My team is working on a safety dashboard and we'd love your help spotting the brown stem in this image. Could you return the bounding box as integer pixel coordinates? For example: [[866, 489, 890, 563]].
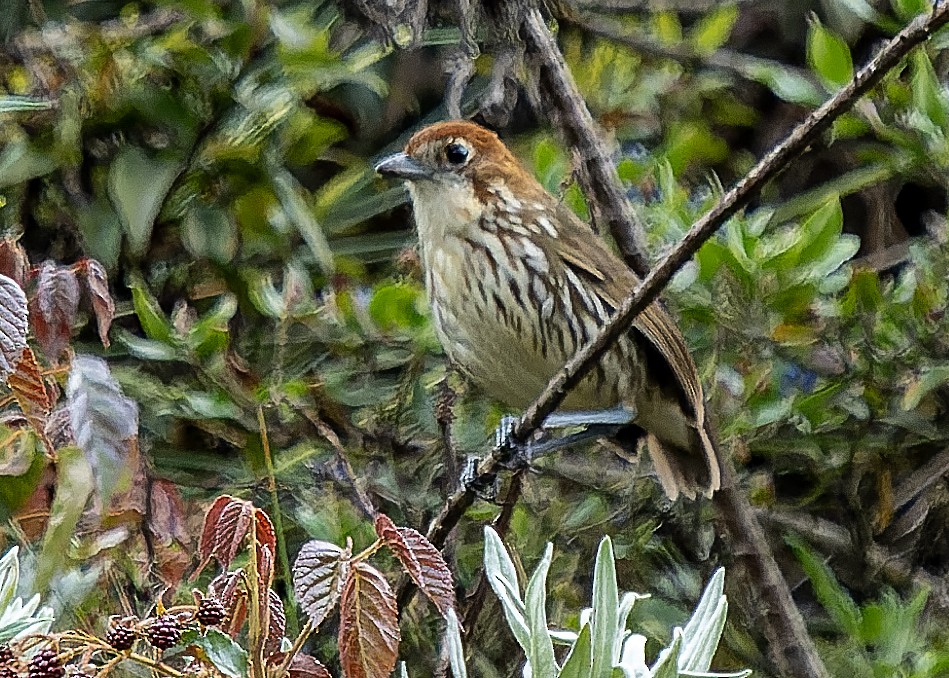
[[521, 8, 651, 276]]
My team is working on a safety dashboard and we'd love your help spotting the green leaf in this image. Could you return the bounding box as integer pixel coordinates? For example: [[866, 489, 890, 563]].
[[901, 364, 949, 409], [649, 628, 683, 678], [590, 537, 618, 678], [271, 165, 335, 275], [558, 623, 592, 678], [128, 275, 173, 343], [524, 543, 558, 677], [0, 96, 54, 113], [176, 628, 248, 678], [182, 205, 238, 264], [445, 609, 468, 678], [891, 0, 931, 21], [690, 5, 738, 53], [369, 284, 426, 330], [0, 140, 59, 189], [680, 568, 728, 672], [483, 527, 530, 651], [911, 50, 949, 129], [789, 537, 862, 636], [108, 147, 181, 256], [116, 329, 181, 361], [35, 446, 94, 591], [806, 17, 854, 89]]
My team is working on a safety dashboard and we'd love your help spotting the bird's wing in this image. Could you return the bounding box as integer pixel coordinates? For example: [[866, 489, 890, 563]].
[[550, 206, 706, 422]]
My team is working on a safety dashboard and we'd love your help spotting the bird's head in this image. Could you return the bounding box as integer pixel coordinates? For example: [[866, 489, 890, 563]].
[[375, 122, 543, 232]]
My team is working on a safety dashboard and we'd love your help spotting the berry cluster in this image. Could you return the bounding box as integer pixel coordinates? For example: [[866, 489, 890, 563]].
[[27, 650, 63, 678], [196, 598, 226, 627], [0, 645, 17, 678], [145, 616, 182, 650], [105, 620, 137, 652]]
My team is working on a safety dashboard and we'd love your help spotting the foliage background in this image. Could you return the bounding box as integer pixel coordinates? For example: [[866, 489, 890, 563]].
[[3, 0, 949, 676]]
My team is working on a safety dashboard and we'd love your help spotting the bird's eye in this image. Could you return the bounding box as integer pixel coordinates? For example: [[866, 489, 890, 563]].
[[444, 142, 469, 166]]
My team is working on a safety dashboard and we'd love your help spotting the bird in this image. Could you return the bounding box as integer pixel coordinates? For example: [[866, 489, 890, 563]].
[[375, 121, 721, 500]]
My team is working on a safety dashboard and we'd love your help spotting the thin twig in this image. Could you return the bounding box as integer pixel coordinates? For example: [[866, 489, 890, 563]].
[[571, 13, 820, 94], [257, 406, 298, 636], [522, 8, 651, 275]]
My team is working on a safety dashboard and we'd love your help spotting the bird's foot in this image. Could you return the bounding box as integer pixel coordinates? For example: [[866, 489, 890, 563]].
[[460, 455, 500, 501], [494, 415, 534, 470]]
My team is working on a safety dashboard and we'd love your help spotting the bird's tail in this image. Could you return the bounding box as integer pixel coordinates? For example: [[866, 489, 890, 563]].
[[646, 420, 721, 500]]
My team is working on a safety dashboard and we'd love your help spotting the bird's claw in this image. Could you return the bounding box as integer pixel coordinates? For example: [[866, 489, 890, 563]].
[[494, 415, 533, 470], [460, 456, 500, 501]]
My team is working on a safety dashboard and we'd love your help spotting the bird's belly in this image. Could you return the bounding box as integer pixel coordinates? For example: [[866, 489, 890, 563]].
[[424, 238, 629, 411]]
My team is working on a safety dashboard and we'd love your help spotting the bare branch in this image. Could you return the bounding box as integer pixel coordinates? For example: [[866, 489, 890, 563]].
[[522, 8, 652, 275]]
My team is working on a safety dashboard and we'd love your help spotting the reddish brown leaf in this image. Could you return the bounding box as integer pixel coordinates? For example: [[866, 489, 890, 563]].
[[257, 542, 275, 612], [7, 347, 52, 448], [255, 507, 277, 556], [0, 274, 28, 379], [44, 406, 74, 449], [374, 514, 455, 617], [209, 571, 248, 638], [338, 562, 399, 678], [293, 540, 352, 628], [148, 479, 190, 547], [196, 495, 254, 575], [30, 261, 80, 361], [269, 653, 333, 678], [0, 239, 29, 288], [265, 588, 285, 657], [76, 258, 114, 348]]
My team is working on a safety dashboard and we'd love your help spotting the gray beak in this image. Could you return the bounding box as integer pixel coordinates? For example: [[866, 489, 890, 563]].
[[374, 152, 432, 180]]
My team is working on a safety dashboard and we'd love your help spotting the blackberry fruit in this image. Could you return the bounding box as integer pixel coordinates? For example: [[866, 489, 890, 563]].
[[105, 622, 137, 651], [196, 597, 226, 627], [27, 650, 64, 678], [0, 646, 14, 665], [0, 666, 17, 678], [145, 616, 182, 650]]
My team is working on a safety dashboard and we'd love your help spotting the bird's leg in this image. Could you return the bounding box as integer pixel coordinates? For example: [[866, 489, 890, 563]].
[[541, 405, 636, 429], [493, 406, 637, 468]]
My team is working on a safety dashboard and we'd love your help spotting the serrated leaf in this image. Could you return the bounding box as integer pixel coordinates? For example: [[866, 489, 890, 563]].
[[789, 537, 862, 635], [66, 355, 138, 501], [197, 495, 255, 574], [0, 239, 28, 287], [375, 514, 454, 617], [30, 261, 79, 361], [108, 147, 180, 256], [0, 275, 27, 380], [7, 348, 51, 448], [338, 562, 400, 678], [76, 258, 114, 348], [293, 539, 351, 628]]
